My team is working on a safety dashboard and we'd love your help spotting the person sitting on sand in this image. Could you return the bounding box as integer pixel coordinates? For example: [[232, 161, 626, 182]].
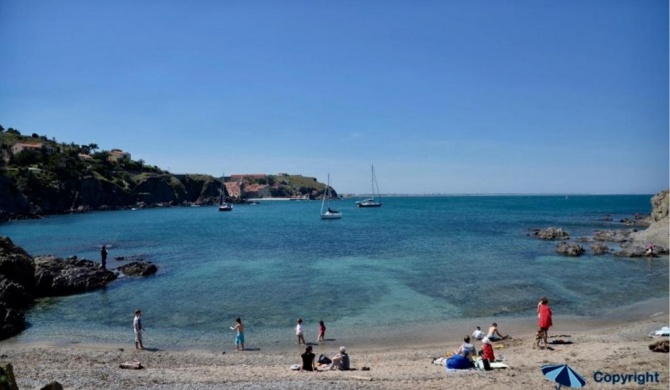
[[480, 337, 495, 362], [487, 322, 509, 341], [301, 345, 317, 371], [456, 336, 477, 361], [472, 326, 484, 340], [329, 346, 350, 370]]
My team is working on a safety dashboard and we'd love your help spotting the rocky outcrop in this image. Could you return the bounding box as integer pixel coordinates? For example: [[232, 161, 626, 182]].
[[556, 242, 585, 256], [118, 261, 157, 277], [33, 256, 117, 296], [532, 227, 570, 240], [590, 242, 610, 255], [593, 229, 635, 242], [650, 190, 669, 222], [0, 236, 123, 340], [630, 189, 669, 249], [0, 237, 35, 339], [0, 362, 19, 390]]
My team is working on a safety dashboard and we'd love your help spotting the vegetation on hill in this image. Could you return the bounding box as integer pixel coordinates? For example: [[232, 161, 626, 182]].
[[0, 125, 333, 220]]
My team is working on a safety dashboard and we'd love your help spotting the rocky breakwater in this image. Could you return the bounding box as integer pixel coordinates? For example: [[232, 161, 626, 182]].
[[0, 236, 117, 340]]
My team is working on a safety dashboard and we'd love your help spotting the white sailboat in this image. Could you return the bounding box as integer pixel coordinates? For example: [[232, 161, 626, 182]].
[[218, 174, 233, 212], [356, 165, 382, 208], [320, 174, 341, 220]]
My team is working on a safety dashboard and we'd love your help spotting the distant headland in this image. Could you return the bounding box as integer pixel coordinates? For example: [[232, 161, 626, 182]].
[[0, 125, 336, 221]]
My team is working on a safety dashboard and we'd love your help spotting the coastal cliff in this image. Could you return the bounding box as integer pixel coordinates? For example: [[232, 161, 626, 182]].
[[631, 189, 669, 247], [0, 126, 334, 220]]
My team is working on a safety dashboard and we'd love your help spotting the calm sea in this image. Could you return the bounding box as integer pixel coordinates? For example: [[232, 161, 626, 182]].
[[1, 195, 667, 349]]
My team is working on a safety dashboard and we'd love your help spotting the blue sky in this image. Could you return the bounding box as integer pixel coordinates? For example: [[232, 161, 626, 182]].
[[1, 0, 667, 194]]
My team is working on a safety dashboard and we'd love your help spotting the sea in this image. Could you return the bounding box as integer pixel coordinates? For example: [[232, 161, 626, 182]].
[[0, 195, 668, 350]]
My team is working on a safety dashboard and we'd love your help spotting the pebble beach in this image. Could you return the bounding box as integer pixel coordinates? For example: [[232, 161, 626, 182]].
[[2, 297, 668, 390]]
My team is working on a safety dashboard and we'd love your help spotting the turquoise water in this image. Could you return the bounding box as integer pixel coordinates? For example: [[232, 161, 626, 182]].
[[1, 195, 667, 349]]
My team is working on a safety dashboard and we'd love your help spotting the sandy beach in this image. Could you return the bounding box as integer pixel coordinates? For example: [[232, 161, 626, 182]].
[[2, 298, 668, 390]]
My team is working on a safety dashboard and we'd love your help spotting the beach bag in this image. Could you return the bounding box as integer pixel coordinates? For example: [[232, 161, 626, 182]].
[[318, 354, 331, 365]]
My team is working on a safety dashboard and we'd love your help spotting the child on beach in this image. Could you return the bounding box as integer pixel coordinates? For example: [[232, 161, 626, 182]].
[[296, 318, 306, 345], [230, 317, 245, 351], [317, 320, 326, 342], [133, 309, 144, 350], [472, 326, 484, 340]]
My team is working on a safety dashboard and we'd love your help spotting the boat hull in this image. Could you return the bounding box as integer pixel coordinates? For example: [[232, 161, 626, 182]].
[[218, 204, 233, 211], [357, 202, 382, 208], [320, 212, 342, 220]]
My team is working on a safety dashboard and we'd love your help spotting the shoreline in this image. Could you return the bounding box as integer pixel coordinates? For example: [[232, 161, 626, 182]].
[[1, 298, 668, 389], [4, 296, 667, 354]]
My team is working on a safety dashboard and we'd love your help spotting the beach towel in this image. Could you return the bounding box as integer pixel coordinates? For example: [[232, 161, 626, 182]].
[[648, 326, 670, 337], [474, 359, 508, 370]]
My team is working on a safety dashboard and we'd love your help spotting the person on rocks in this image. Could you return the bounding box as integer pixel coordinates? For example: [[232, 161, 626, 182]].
[[100, 245, 108, 269]]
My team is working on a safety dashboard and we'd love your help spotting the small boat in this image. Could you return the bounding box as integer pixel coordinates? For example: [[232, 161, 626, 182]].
[[320, 174, 341, 220], [218, 174, 234, 212], [356, 165, 382, 208]]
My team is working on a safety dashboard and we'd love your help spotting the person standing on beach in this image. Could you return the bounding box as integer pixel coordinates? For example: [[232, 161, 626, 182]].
[[317, 320, 326, 343], [296, 318, 306, 345], [100, 245, 108, 269], [230, 317, 245, 351], [133, 309, 144, 350], [537, 296, 553, 346]]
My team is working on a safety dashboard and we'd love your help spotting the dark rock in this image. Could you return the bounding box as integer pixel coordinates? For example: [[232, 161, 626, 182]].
[[33, 256, 117, 296], [0, 362, 18, 390], [615, 243, 669, 258], [593, 229, 634, 243], [556, 242, 584, 256], [0, 305, 25, 341], [0, 276, 32, 308], [0, 237, 36, 290], [532, 227, 569, 240], [649, 340, 669, 353], [590, 243, 610, 255], [613, 245, 647, 258], [118, 261, 157, 277], [40, 381, 64, 390]]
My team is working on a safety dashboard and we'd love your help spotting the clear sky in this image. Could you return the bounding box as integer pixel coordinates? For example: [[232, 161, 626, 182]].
[[1, 0, 668, 194]]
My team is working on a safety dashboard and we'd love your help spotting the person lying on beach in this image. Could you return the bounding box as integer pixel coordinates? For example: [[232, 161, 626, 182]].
[[300, 345, 317, 371], [328, 346, 350, 370], [487, 323, 509, 341]]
